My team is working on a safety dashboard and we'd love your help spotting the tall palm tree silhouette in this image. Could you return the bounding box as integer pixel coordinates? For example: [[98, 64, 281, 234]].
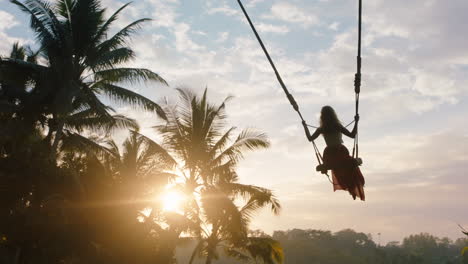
[[5, 0, 167, 157], [152, 88, 282, 264]]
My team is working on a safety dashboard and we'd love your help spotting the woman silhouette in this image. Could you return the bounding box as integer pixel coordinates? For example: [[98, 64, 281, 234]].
[[302, 106, 365, 201]]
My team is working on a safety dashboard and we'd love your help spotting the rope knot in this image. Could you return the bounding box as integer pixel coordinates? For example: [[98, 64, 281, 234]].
[[287, 93, 299, 111], [354, 73, 361, 94]]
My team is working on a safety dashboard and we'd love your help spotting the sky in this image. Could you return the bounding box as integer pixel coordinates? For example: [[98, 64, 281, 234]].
[[1, 0, 468, 244]]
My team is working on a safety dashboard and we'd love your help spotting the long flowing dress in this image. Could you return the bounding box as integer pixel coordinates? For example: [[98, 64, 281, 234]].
[[323, 144, 365, 201]]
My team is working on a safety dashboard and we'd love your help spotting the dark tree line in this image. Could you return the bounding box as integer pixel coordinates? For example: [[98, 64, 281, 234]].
[[271, 229, 468, 264], [174, 229, 468, 264]]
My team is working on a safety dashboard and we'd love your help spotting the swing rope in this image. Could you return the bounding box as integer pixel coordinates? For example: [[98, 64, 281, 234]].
[[236, 0, 305, 122], [236, 0, 362, 181], [352, 0, 362, 159], [237, 0, 330, 182]]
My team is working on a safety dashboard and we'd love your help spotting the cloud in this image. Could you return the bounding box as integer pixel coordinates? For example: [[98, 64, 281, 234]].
[[173, 23, 205, 52], [0, 10, 25, 54], [0, 10, 18, 30], [246, 0, 266, 8], [328, 22, 339, 31], [204, 0, 242, 18], [216, 32, 229, 43], [365, 0, 468, 64], [411, 69, 459, 100], [206, 6, 239, 17], [263, 2, 319, 28], [250, 128, 468, 242], [298, 11, 468, 121], [257, 23, 290, 34], [149, 0, 181, 28]]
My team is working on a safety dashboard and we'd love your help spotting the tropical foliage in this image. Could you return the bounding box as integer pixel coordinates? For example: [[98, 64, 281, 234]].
[[461, 225, 468, 259], [1, 0, 166, 159], [150, 88, 281, 264], [0, 1, 283, 263], [271, 229, 468, 264]]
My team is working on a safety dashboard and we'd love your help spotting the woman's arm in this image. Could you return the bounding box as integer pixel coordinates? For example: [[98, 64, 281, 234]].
[[340, 114, 359, 138], [302, 121, 321, 142]]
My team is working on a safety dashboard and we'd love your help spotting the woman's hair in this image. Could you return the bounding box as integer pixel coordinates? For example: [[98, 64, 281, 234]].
[[320, 105, 342, 133]]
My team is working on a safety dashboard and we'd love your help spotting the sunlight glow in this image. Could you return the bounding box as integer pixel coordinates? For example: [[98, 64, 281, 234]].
[[161, 191, 185, 212]]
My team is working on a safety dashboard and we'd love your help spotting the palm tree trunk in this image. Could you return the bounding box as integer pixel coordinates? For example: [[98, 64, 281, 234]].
[[205, 254, 213, 264], [205, 223, 219, 264], [188, 242, 200, 264]]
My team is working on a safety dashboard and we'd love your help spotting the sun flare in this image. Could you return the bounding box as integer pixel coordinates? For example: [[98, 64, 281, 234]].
[[161, 191, 185, 212]]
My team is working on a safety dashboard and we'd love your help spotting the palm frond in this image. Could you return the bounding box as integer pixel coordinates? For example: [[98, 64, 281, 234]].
[[63, 109, 139, 133], [212, 129, 270, 166], [89, 47, 136, 70], [239, 200, 262, 227], [224, 247, 251, 262], [92, 81, 166, 119], [200, 187, 246, 240], [205, 94, 233, 140], [207, 127, 236, 158], [226, 183, 281, 215], [0, 59, 47, 98], [10, 0, 61, 44], [10, 42, 26, 60], [164, 211, 200, 235], [94, 68, 167, 86], [74, 84, 113, 117], [137, 132, 178, 169], [1, 58, 48, 73], [24, 45, 41, 63], [67, 0, 106, 57], [233, 129, 270, 151], [56, 0, 74, 22], [93, 2, 131, 43], [459, 224, 468, 236], [104, 138, 120, 157], [121, 130, 141, 174], [246, 237, 284, 264], [96, 18, 151, 54], [153, 104, 190, 162], [200, 160, 237, 185], [106, 114, 140, 131], [60, 131, 112, 158]]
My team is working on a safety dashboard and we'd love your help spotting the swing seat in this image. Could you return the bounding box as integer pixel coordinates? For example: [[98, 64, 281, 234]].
[[316, 158, 362, 174]]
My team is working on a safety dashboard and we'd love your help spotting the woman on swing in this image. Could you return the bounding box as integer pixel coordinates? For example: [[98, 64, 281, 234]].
[[302, 106, 365, 201]]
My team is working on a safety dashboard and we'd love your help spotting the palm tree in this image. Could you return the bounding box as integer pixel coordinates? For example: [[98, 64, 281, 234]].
[[151, 88, 282, 264], [102, 130, 177, 198], [0, 43, 45, 144], [189, 186, 282, 264], [1, 0, 167, 262], [461, 225, 468, 257], [245, 236, 284, 264], [6, 0, 167, 157], [0, 40, 140, 219], [64, 130, 194, 264]]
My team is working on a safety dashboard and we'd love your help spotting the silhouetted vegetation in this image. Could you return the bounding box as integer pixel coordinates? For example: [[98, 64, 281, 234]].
[[176, 229, 468, 264], [270, 229, 468, 264], [0, 0, 282, 263]]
